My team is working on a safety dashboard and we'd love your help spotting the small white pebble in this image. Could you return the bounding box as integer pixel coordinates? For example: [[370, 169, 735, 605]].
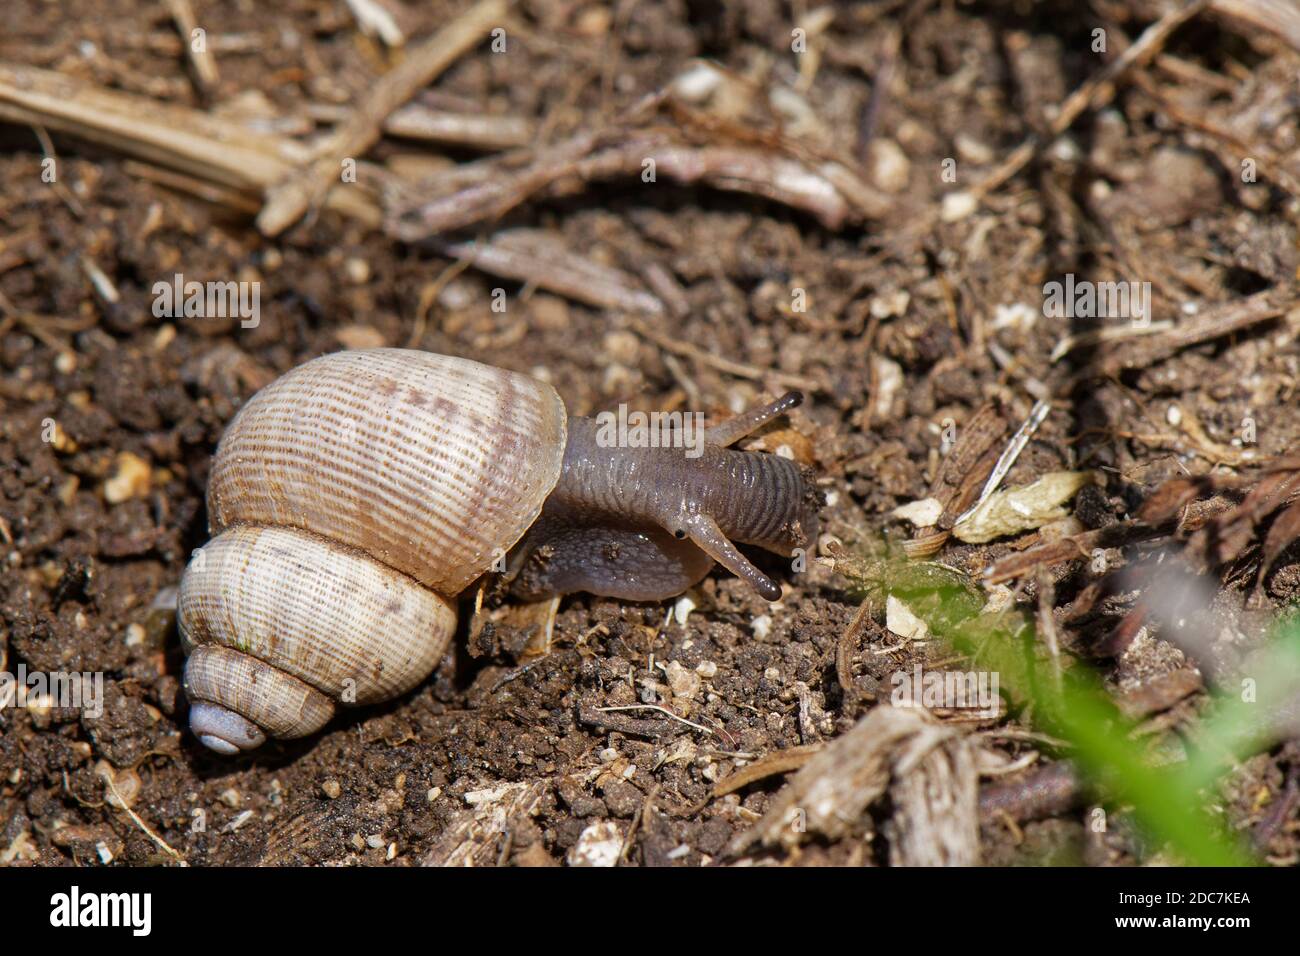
[[344, 257, 371, 284], [941, 191, 978, 222], [695, 660, 718, 679], [752, 615, 772, 640], [673, 594, 696, 625], [426, 787, 442, 804], [366, 834, 385, 849], [599, 748, 620, 763], [96, 841, 114, 864], [321, 779, 341, 800], [566, 821, 624, 867], [1166, 404, 1183, 427]]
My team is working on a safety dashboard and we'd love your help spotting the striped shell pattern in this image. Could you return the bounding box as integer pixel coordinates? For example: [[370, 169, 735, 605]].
[[179, 349, 568, 753]]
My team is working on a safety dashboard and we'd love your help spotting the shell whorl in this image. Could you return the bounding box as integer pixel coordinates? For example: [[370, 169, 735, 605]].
[[206, 348, 568, 594], [185, 647, 333, 749], [180, 349, 567, 750], [180, 525, 458, 703]]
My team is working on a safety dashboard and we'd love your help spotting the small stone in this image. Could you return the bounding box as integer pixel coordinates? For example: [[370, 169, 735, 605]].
[[955, 134, 993, 165], [941, 191, 978, 222], [566, 821, 624, 867], [892, 497, 944, 527], [603, 330, 641, 365], [48, 420, 77, 454], [219, 788, 241, 808], [335, 324, 387, 350], [532, 295, 570, 332], [866, 139, 910, 193], [886, 595, 929, 641], [574, 4, 611, 36], [365, 834, 385, 849], [695, 660, 718, 679], [663, 661, 701, 701], [672, 594, 696, 625], [57, 476, 79, 506], [321, 779, 342, 799], [752, 615, 772, 641], [103, 452, 151, 504], [344, 257, 371, 284]]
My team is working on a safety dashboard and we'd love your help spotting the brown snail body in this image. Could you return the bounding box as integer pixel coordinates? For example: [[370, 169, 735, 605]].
[[180, 348, 819, 753]]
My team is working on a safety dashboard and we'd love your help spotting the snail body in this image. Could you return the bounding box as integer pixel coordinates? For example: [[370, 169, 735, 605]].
[[180, 348, 819, 753]]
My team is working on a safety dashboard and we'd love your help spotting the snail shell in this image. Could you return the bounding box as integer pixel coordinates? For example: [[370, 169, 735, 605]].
[[180, 349, 566, 753]]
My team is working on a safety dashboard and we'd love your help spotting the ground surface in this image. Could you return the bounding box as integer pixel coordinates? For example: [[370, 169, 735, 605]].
[[1, 0, 1299, 866]]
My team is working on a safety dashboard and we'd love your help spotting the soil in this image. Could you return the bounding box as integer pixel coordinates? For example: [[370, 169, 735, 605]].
[[2, 0, 1299, 866]]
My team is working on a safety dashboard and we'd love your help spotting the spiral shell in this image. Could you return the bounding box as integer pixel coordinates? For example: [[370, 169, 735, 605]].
[[180, 349, 568, 752], [207, 348, 567, 593]]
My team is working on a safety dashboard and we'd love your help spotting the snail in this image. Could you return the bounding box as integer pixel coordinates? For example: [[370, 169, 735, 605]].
[[179, 348, 821, 754]]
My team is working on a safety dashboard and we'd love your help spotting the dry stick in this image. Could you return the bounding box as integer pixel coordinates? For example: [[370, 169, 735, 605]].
[[0, 62, 381, 223], [954, 399, 1052, 526], [836, 598, 876, 711], [711, 744, 825, 798], [436, 230, 666, 315], [1209, 0, 1300, 52], [984, 520, 1175, 585], [0, 62, 304, 187], [387, 130, 605, 239], [166, 0, 219, 98], [121, 159, 263, 213], [1093, 288, 1290, 376], [256, 0, 506, 236], [385, 104, 533, 150], [30, 125, 84, 217], [104, 776, 185, 864], [346, 0, 407, 47]]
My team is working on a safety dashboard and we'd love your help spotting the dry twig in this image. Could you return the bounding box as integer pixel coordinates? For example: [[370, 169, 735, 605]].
[[257, 0, 506, 235]]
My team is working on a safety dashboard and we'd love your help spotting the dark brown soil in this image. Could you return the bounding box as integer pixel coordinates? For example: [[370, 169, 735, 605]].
[[2, 0, 1299, 866]]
